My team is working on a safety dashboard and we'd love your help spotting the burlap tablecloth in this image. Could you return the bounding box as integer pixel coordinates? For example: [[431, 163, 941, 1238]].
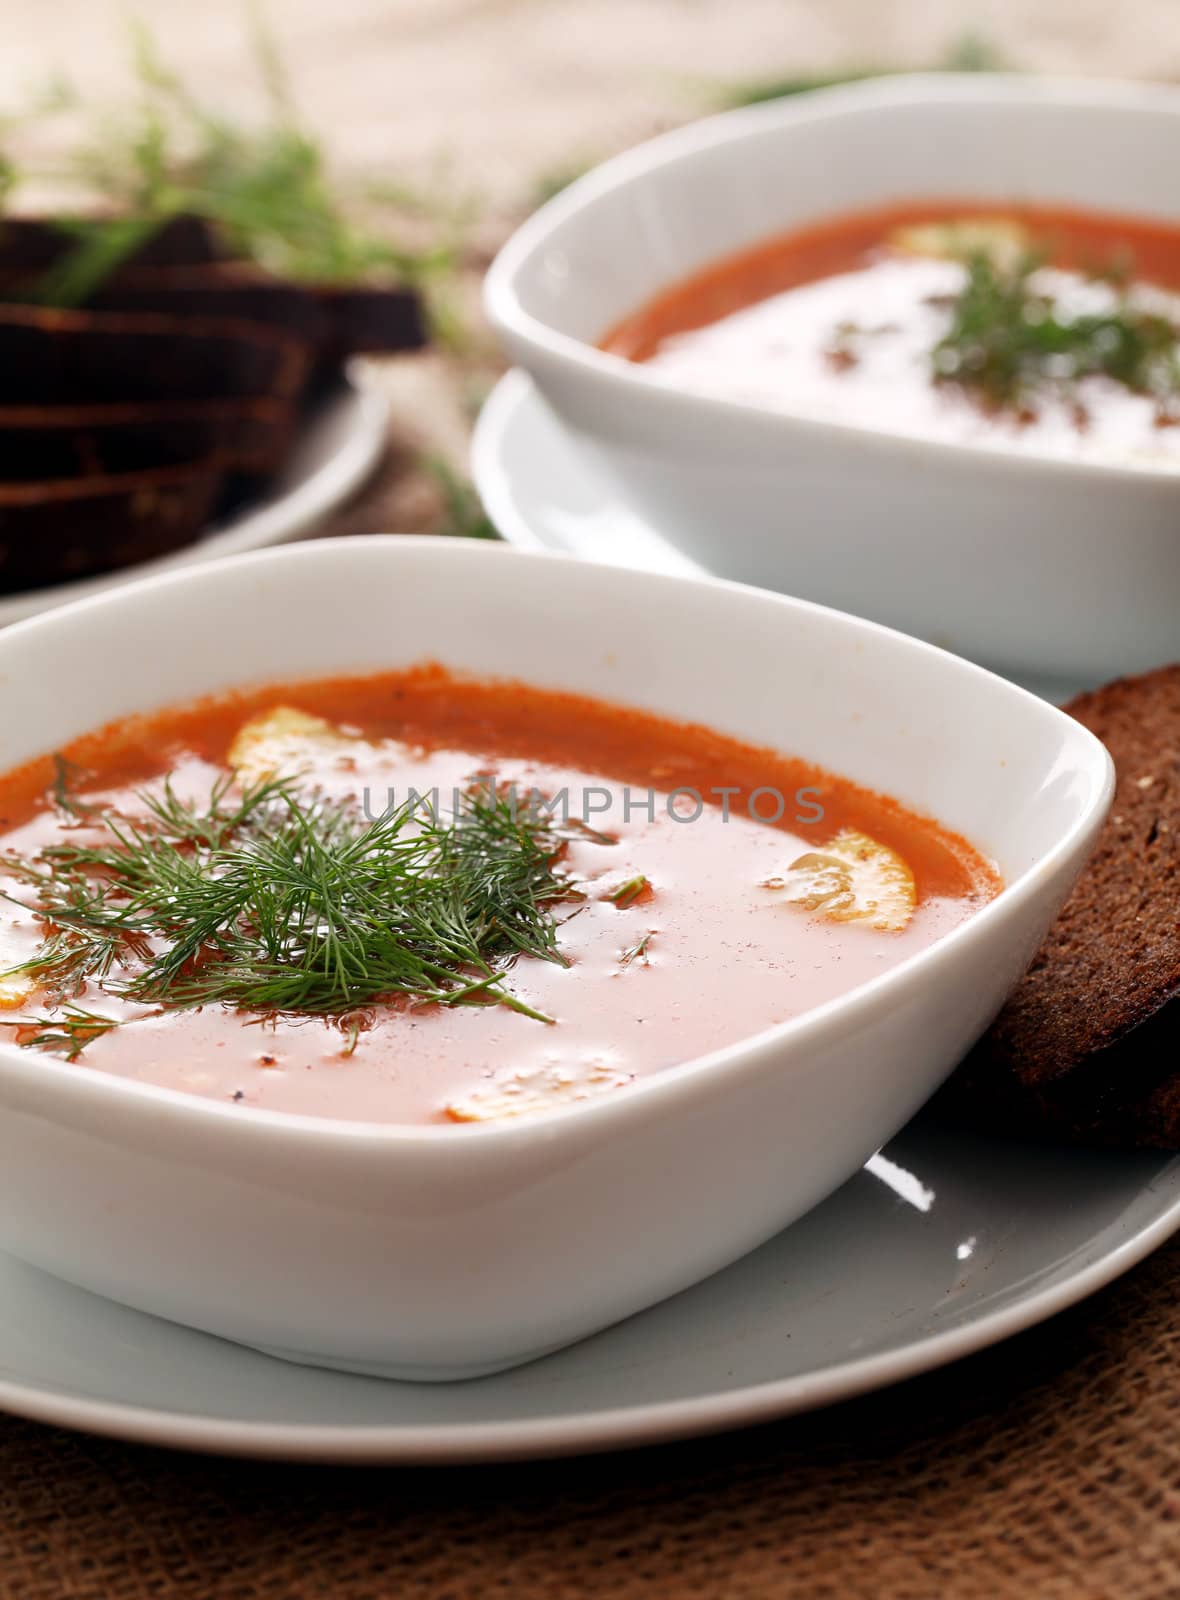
[[1, 1231, 1176, 1599], [2, 454, 1178, 1600]]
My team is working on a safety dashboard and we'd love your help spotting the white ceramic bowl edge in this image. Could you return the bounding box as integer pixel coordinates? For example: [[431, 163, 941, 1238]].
[[0, 537, 1113, 1377]]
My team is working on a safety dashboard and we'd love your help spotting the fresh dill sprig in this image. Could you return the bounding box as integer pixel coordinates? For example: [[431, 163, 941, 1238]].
[[11, 18, 457, 306], [51, 753, 99, 818], [31, 215, 165, 312], [719, 33, 1006, 110], [607, 874, 649, 909], [13, 1006, 121, 1063], [619, 931, 653, 968], [425, 456, 500, 541], [2, 769, 596, 1055], [531, 161, 594, 207], [932, 251, 1180, 410]]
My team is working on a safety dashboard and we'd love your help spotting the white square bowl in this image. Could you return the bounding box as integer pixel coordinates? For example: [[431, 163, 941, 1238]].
[[0, 537, 1112, 1377], [485, 74, 1180, 680]]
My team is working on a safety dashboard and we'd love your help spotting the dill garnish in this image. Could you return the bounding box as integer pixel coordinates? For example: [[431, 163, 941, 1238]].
[[2, 769, 594, 1055], [15, 1006, 121, 1063], [607, 874, 650, 909], [11, 20, 455, 307], [619, 932, 654, 968], [50, 753, 100, 819], [932, 251, 1180, 411]]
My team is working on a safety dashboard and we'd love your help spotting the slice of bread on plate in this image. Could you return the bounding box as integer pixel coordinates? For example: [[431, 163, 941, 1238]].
[[948, 664, 1180, 1147]]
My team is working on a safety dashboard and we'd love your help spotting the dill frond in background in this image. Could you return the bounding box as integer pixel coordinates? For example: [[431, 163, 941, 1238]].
[[2, 16, 459, 309], [719, 31, 1006, 109]]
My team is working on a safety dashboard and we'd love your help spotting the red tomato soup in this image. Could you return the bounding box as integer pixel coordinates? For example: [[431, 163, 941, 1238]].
[[0, 668, 999, 1125], [602, 202, 1180, 465]]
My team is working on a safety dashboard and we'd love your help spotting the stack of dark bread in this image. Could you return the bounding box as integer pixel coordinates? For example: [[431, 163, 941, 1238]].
[[0, 214, 425, 592]]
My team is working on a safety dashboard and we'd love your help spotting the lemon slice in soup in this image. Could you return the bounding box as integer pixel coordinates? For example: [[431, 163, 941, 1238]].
[[768, 828, 916, 932], [889, 217, 1030, 271], [445, 1059, 634, 1123], [228, 707, 354, 784]]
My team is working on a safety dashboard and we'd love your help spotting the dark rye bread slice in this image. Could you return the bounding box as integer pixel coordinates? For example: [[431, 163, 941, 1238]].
[[948, 664, 1180, 1148]]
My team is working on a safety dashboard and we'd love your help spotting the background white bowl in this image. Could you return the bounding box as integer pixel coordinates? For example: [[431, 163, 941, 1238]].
[[485, 74, 1180, 681], [0, 537, 1111, 1379]]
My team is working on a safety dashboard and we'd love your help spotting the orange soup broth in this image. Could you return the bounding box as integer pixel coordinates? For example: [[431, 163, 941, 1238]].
[[0, 667, 1000, 1125], [602, 201, 1180, 359], [601, 202, 1180, 462]]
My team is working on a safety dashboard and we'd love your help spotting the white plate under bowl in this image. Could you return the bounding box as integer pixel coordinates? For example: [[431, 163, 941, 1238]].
[[0, 1113, 1176, 1462], [472, 373, 1090, 705], [0, 373, 390, 627]]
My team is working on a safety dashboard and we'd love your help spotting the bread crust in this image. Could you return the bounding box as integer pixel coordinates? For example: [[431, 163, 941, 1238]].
[[946, 664, 1180, 1147]]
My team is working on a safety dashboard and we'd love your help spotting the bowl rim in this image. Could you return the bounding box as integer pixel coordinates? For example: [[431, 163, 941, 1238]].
[[484, 71, 1180, 486], [0, 534, 1115, 1150]]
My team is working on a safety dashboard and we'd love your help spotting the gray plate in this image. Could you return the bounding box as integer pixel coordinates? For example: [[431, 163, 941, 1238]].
[[1, 1074, 1176, 1463]]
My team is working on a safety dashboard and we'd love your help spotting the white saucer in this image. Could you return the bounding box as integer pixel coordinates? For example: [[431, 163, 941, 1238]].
[[472, 373, 1090, 705], [0, 373, 391, 627], [2, 1096, 1176, 1462], [472, 371, 704, 577]]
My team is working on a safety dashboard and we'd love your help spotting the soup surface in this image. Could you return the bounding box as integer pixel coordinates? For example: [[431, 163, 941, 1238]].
[[0, 668, 999, 1125], [603, 202, 1180, 467]]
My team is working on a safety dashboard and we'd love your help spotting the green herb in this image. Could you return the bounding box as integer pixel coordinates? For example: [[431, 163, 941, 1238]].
[[941, 31, 1008, 73], [31, 216, 164, 311], [722, 67, 883, 108], [425, 456, 500, 541], [2, 769, 596, 1054], [14, 1005, 122, 1063], [932, 251, 1180, 410], [607, 874, 650, 909], [619, 931, 653, 968], [531, 162, 594, 207], [51, 753, 99, 819], [10, 18, 456, 306], [720, 33, 1006, 109]]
